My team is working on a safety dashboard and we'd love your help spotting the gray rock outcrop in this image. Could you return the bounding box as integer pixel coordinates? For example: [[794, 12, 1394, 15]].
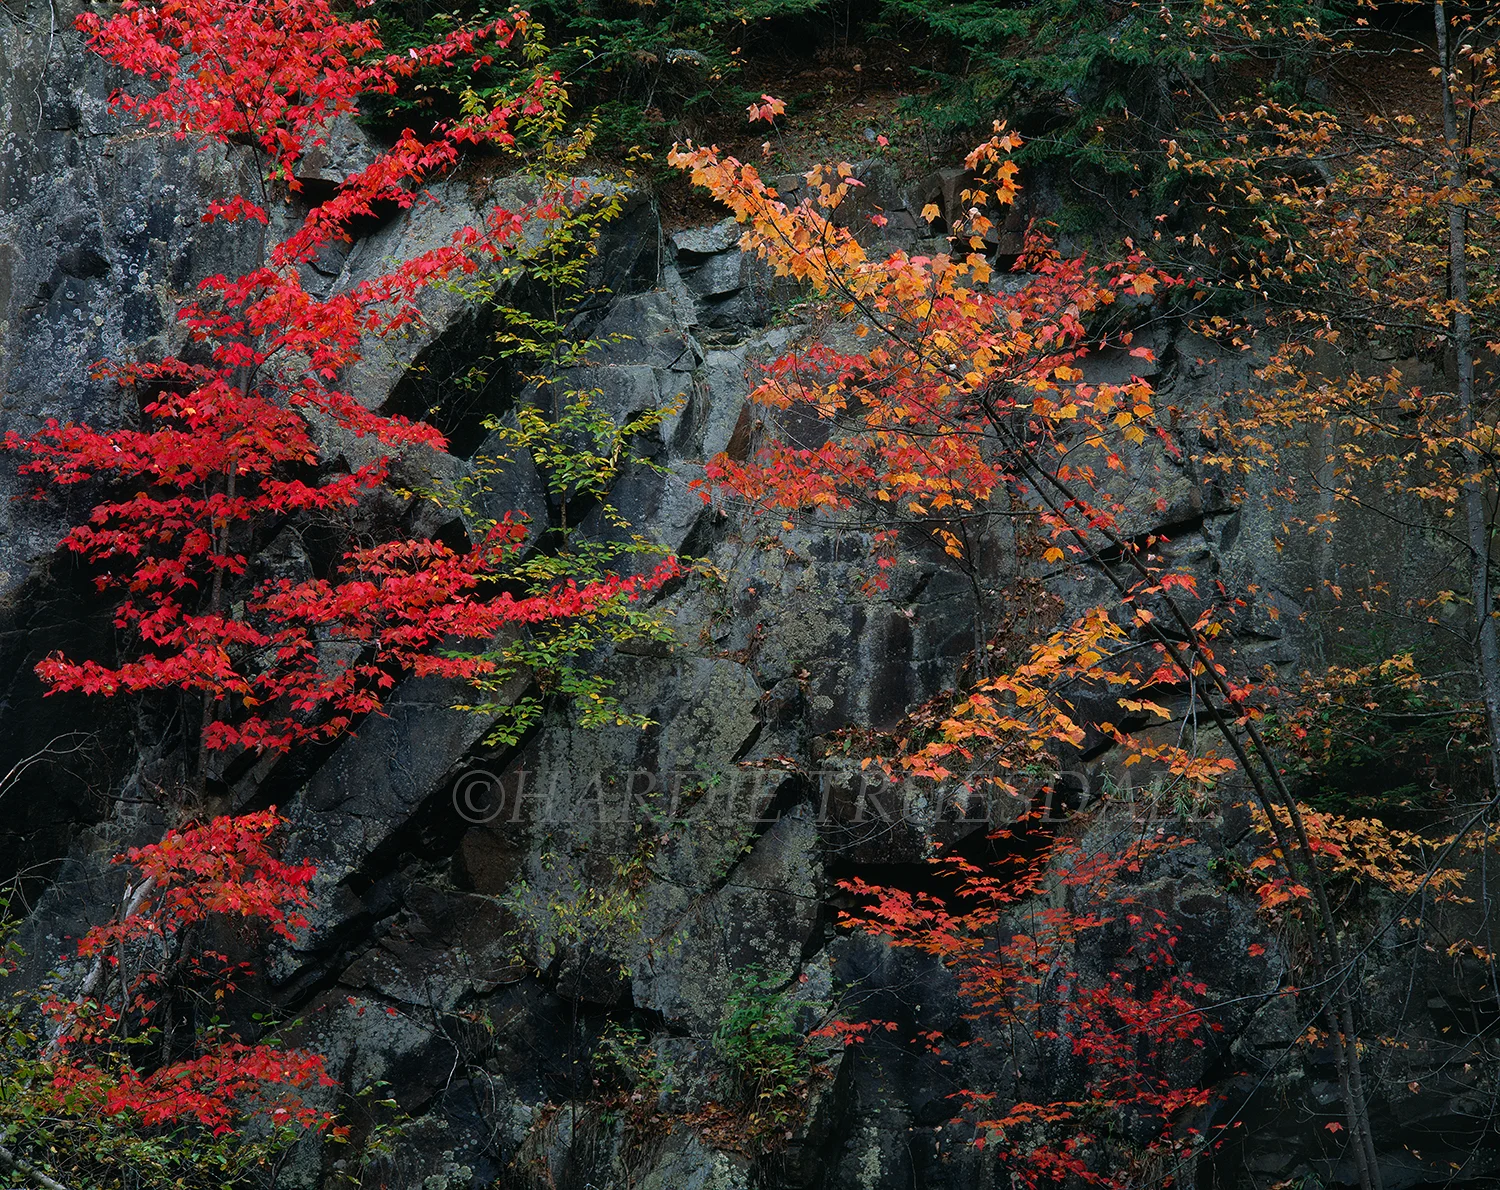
[[2, 8, 1497, 1189]]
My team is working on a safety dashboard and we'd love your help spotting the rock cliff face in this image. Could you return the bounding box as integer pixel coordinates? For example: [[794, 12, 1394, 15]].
[[4, 5, 1500, 1189]]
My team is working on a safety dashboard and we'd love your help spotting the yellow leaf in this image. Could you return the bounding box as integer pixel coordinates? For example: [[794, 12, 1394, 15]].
[[934, 528, 965, 559], [1118, 697, 1172, 719]]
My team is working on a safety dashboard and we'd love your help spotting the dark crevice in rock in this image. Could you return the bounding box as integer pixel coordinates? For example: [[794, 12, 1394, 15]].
[[297, 176, 406, 242], [378, 305, 516, 460], [825, 813, 1055, 913], [0, 562, 133, 896], [1091, 511, 1211, 566]]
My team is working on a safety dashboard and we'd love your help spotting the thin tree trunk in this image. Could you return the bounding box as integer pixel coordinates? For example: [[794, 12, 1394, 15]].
[[42, 876, 156, 1058], [995, 426, 1386, 1190], [196, 462, 238, 795], [1434, 0, 1500, 799]]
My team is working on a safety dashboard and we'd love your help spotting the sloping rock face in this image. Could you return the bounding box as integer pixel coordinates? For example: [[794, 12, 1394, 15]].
[[4, 7, 1500, 1190]]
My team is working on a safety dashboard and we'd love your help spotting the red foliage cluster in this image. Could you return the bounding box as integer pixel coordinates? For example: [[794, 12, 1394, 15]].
[[74, 810, 314, 956], [836, 828, 1220, 1187], [4, 0, 678, 754], [51, 1041, 338, 1138], [47, 812, 341, 1140], [0, 0, 687, 1169], [77, 0, 516, 185]]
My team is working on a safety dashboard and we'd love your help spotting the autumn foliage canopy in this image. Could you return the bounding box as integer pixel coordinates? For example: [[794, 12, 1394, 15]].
[[7, 1, 1499, 1186]]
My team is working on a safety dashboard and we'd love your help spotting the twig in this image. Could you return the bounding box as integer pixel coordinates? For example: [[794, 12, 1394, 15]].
[[0, 1142, 75, 1190], [31, 0, 55, 134], [42, 875, 156, 1058]]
